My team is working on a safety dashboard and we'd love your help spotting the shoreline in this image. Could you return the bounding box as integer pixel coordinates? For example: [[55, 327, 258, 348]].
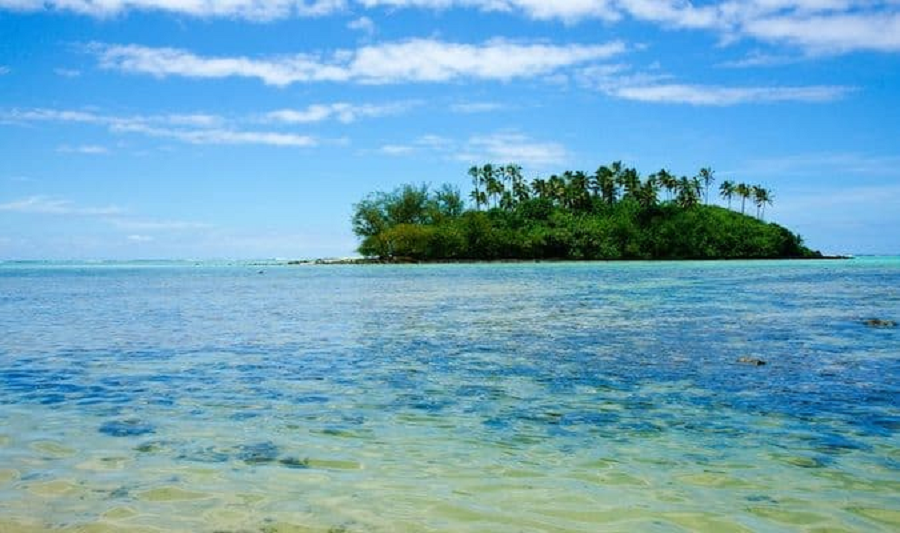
[[287, 255, 854, 266]]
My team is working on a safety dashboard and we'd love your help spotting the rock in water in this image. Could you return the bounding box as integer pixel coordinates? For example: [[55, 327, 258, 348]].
[[864, 318, 896, 328], [737, 357, 766, 366]]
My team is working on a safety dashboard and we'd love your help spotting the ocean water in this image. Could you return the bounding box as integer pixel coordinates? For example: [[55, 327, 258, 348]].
[[0, 259, 898, 532]]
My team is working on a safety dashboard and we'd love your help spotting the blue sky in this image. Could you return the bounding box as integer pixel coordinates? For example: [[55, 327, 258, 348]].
[[1, 1, 899, 259]]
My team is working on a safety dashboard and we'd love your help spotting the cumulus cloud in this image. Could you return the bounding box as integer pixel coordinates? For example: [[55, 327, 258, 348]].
[[92, 39, 627, 86]]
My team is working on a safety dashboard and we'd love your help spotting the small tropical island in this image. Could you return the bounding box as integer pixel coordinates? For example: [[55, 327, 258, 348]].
[[351, 162, 824, 261]]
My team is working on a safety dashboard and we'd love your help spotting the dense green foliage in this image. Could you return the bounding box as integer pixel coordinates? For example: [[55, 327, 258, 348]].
[[352, 163, 821, 261]]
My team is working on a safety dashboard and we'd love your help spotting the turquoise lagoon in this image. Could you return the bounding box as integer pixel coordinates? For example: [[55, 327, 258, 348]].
[[0, 259, 898, 532]]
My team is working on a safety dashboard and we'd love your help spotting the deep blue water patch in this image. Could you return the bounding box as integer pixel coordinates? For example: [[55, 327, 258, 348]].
[[99, 419, 156, 437]]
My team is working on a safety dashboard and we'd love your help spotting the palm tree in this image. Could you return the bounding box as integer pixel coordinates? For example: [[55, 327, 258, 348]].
[[751, 185, 774, 220], [593, 165, 618, 205], [719, 180, 736, 210], [619, 167, 641, 200], [657, 169, 677, 201], [736, 183, 752, 215], [531, 177, 548, 200], [507, 164, 529, 204], [639, 175, 659, 209], [570, 171, 590, 210], [468, 165, 484, 210], [547, 174, 566, 205], [755, 187, 774, 220], [698, 167, 715, 205], [483, 164, 504, 208], [676, 176, 701, 208]]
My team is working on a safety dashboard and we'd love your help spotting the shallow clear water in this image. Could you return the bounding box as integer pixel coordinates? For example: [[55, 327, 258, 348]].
[[0, 259, 898, 532]]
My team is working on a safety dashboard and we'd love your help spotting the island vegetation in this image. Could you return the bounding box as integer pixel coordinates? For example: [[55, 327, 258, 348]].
[[351, 162, 823, 261]]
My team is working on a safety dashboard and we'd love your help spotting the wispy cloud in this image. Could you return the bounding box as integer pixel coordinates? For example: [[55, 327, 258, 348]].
[[0, 65, 9, 75], [54, 67, 81, 77], [608, 83, 853, 105], [377, 144, 415, 156], [718, 51, 801, 68], [111, 122, 317, 147], [450, 101, 506, 114], [92, 39, 627, 86], [364, 1, 900, 55], [0, 0, 346, 20], [0, 195, 214, 243], [2, 107, 316, 148], [737, 152, 900, 178], [579, 63, 853, 105], [108, 218, 213, 231], [5, 2, 900, 55], [458, 132, 568, 166], [347, 15, 376, 35], [263, 101, 414, 124], [57, 144, 109, 154], [373, 131, 568, 167], [0, 196, 124, 216]]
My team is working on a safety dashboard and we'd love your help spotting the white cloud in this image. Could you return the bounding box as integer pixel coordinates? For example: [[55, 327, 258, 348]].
[[737, 152, 900, 178], [450, 101, 506, 113], [109, 218, 213, 231], [4, 1, 899, 54], [57, 144, 109, 154], [369, 131, 567, 167], [0, 65, 9, 75], [110, 122, 317, 147], [608, 83, 854, 105], [362, 2, 900, 54], [358, 0, 620, 22], [2, 107, 316, 148], [718, 51, 801, 68], [0, 196, 124, 216], [458, 132, 568, 166], [54, 68, 81, 77], [347, 15, 375, 35], [263, 101, 413, 123], [378, 144, 415, 155], [127, 234, 154, 242], [739, 9, 900, 54], [578, 62, 853, 105], [93, 39, 627, 86], [0, 0, 347, 20]]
